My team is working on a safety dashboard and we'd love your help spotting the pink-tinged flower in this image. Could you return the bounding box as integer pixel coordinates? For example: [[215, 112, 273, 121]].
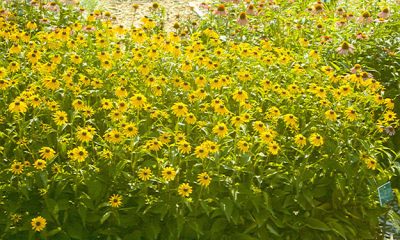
[[378, 8, 390, 18], [350, 64, 362, 74], [336, 7, 345, 16], [355, 32, 368, 40], [374, 18, 388, 23], [199, 2, 210, 10], [246, 4, 257, 15], [237, 12, 249, 25], [313, 3, 324, 14], [358, 11, 372, 24], [214, 4, 227, 16], [346, 13, 355, 20], [335, 20, 346, 28], [83, 25, 96, 32], [222, 0, 240, 3], [44, 2, 60, 12], [336, 41, 355, 55]]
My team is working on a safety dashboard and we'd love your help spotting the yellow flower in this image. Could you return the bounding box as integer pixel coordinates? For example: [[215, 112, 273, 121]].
[[39, 147, 56, 160], [76, 127, 94, 142], [34, 159, 46, 170], [162, 167, 177, 181], [268, 141, 280, 155], [185, 113, 197, 125], [365, 157, 377, 170], [384, 110, 397, 122], [10, 161, 24, 175], [109, 194, 123, 208], [232, 89, 248, 102], [138, 167, 152, 181], [31, 216, 47, 232], [171, 102, 188, 117], [260, 129, 276, 143], [294, 134, 307, 147], [8, 100, 28, 113], [231, 116, 244, 128], [197, 172, 211, 187], [345, 108, 357, 122], [195, 145, 209, 159], [53, 111, 68, 126], [178, 141, 192, 154], [309, 133, 324, 147], [325, 110, 337, 121], [253, 121, 266, 132], [283, 114, 298, 129], [212, 123, 228, 138], [104, 130, 124, 144], [178, 183, 193, 197], [237, 140, 250, 153], [68, 146, 88, 162], [123, 122, 138, 137]]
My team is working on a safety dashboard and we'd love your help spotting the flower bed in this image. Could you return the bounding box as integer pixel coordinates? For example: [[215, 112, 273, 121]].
[[0, 0, 399, 239]]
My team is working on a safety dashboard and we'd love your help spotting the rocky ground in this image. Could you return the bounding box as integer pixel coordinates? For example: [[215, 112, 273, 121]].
[[83, 0, 210, 31]]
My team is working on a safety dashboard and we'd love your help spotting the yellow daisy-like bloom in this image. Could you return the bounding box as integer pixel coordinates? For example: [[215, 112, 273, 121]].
[[205, 141, 219, 153], [123, 122, 138, 137], [345, 108, 357, 122], [138, 167, 152, 181], [68, 146, 88, 162], [212, 123, 228, 138], [197, 172, 211, 187], [178, 183, 193, 197], [101, 98, 114, 110], [268, 141, 280, 155], [185, 113, 197, 125], [253, 121, 266, 133], [104, 130, 124, 144], [146, 139, 163, 151], [76, 127, 94, 142], [109, 194, 123, 208], [294, 134, 307, 147], [8, 100, 28, 114], [178, 141, 192, 154], [31, 216, 47, 232], [237, 140, 250, 153], [231, 115, 244, 128], [39, 147, 56, 160], [232, 89, 248, 102], [53, 111, 68, 126], [365, 157, 377, 170], [213, 103, 230, 116], [325, 109, 337, 121], [267, 106, 281, 119], [283, 114, 298, 129], [10, 161, 24, 175], [384, 110, 397, 122], [34, 159, 47, 170], [130, 93, 147, 109], [159, 132, 172, 144], [309, 133, 324, 147], [195, 145, 209, 159], [260, 129, 276, 143], [162, 167, 177, 181], [171, 102, 188, 117]]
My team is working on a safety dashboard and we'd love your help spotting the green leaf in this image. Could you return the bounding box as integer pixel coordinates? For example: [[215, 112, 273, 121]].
[[47, 227, 62, 237], [305, 218, 331, 231], [220, 198, 234, 222], [328, 221, 347, 240], [210, 218, 227, 234], [100, 211, 111, 224], [266, 224, 281, 236], [232, 233, 258, 240]]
